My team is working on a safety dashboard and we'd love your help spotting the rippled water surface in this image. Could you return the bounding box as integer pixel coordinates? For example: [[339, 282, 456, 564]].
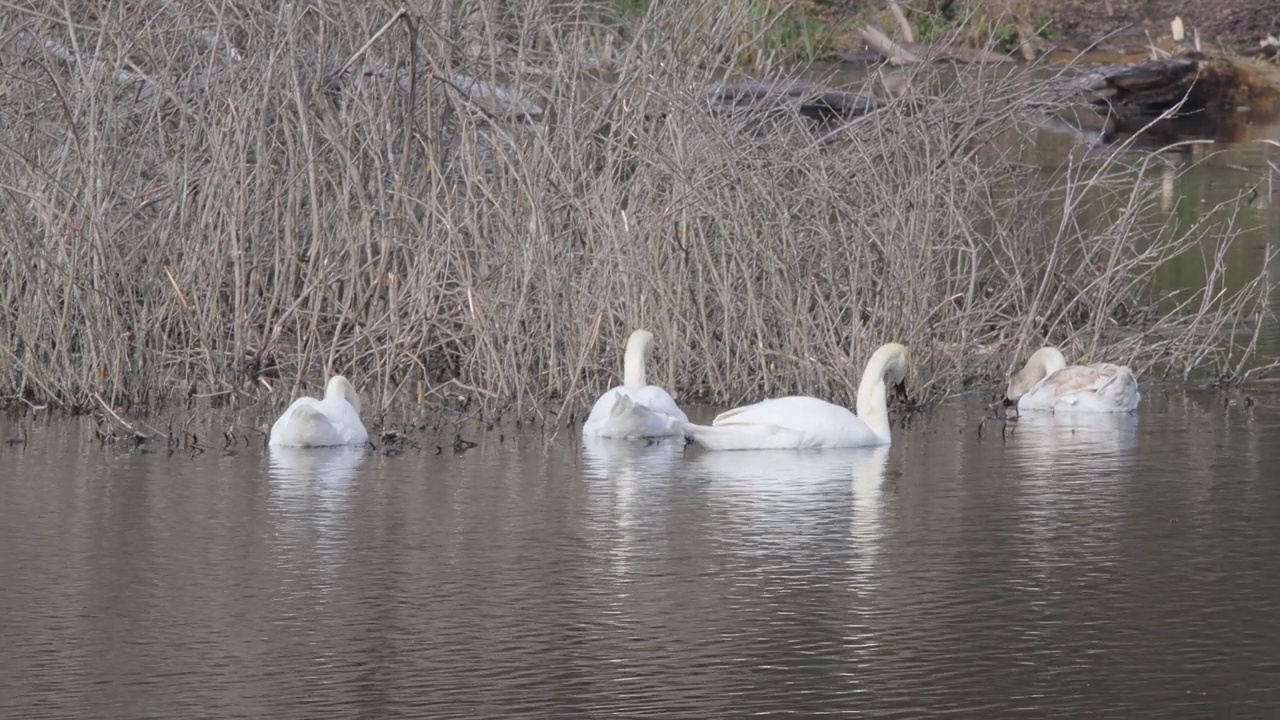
[[4, 390, 1280, 718]]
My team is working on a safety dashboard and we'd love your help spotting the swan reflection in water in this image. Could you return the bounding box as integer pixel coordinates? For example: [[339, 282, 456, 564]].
[[581, 435, 685, 576], [1004, 411, 1139, 580], [1004, 411, 1139, 480], [267, 445, 368, 551], [690, 446, 891, 556]]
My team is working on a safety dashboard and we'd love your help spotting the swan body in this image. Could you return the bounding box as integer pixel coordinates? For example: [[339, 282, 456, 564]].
[[684, 343, 909, 450], [1006, 347, 1140, 413], [268, 375, 370, 447], [583, 329, 688, 439]]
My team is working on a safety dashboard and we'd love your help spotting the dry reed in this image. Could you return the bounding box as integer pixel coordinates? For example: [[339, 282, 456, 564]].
[[0, 0, 1271, 427]]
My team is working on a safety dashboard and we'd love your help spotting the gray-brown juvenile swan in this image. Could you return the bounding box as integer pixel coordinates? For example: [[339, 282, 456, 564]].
[[1005, 347, 1140, 413]]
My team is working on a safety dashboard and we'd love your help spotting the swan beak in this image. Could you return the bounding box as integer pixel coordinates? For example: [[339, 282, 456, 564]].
[[1001, 397, 1015, 408], [893, 380, 909, 403]]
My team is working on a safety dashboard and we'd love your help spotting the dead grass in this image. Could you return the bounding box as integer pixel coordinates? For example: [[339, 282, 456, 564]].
[[0, 0, 1271, 427]]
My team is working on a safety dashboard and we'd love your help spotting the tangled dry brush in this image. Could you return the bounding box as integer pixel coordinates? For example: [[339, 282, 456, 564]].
[[0, 0, 1270, 423]]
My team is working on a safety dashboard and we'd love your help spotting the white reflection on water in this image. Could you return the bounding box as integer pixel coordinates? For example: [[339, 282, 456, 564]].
[[691, 446, 891, 556], [1004, 412, 1139, 480], [581, 435, 685, 576], [266, 446, 367, 563], [1003, 412, 1139, 600]]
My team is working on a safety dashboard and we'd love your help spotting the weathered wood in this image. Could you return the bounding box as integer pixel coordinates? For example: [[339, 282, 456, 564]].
[[852, 24, 1012, 65], [1075, 58, 1203, 113], [1077, 55, 1280, 117], [1239, 39, 1279, 58], [708, 80, 881, 125], [904, 41, 1011, 64], [887, 2, 915, 44], [858, 24, 923, 64]]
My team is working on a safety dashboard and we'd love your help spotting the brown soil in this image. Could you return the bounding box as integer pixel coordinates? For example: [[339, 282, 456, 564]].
[[806, 0, 1279, 56], [1030, 0, 1280, 49]]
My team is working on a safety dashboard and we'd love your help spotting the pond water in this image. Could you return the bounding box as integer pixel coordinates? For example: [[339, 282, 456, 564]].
[[4, 389, 1279, 718], [4, 57, 1280, 719]]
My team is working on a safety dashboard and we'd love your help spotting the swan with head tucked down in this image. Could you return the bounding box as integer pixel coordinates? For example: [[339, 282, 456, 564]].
[[683, 343, 909, 450], [1005, 346, 1140, 413], [269, 375, 369, 447], [582, 329, 689, 439]]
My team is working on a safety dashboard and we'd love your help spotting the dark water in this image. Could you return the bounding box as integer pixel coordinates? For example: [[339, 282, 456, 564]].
[[5, 115, 1274, 720], [3, 390, 1280, 718]]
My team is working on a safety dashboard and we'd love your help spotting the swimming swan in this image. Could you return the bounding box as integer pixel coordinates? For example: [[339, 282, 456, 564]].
[[268, 375, 370, 447], [1005, 347, 1140, 413], [582, 329, 689, 439], [683, 343, 909, 450]]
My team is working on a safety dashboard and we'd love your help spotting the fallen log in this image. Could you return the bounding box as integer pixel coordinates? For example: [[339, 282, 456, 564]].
[[707, 80, 881, 126], [858, 24, 922, 65], [1076, 55, 1280, 118], [853, 23, 1012, 65]]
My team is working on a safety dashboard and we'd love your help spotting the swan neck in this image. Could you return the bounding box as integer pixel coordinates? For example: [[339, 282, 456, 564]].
[[855, 352, 894, 442], [623, 336, 649, 389], [326, 376, 360, 414], [1038, 348, 1068, 376], [325, 378, 343, 402]]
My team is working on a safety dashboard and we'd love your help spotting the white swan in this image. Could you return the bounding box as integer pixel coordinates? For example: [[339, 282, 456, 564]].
[[1005, 346, 1140, 413], [683, 343, 909, 450], [582, 329, 689, 439], [268, 375, 370, 447]]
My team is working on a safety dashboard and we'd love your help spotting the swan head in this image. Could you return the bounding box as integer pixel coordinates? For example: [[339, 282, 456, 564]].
[[1005, 346, 1068, 404], [873, 343, 909, 382], [853, 342, 909, 424], [325, 375, 362, 414], [626, 329, 654, 357], [869, 342, 910, 397]]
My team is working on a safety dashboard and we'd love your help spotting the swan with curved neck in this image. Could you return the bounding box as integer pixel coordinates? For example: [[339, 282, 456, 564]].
[[582, 329, 689, 439], [269, 375, 370, 447], [1005, 346, 1140, 413], [683, 343, 909, 450]]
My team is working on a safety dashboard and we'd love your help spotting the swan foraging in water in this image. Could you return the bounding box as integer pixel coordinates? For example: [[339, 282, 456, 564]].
[[1004, 347, 1140, 413], [683, 343, 909, 450], [268, 375, 369, 447], [582, 329, 689, 439]]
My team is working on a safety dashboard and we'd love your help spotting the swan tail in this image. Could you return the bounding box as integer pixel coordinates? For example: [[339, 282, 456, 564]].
[[609, 393, 636, 418], [585, 397, 680, 439], [683, 421, 796, 451], [711, 405, 752, 425], [1097, 368, 1141, 411]]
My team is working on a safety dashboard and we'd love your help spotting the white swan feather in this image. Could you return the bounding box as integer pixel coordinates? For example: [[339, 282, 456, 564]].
[[583, 330, 688, 439], [684, 343, 909, 450], [269, 375, 370, 447]]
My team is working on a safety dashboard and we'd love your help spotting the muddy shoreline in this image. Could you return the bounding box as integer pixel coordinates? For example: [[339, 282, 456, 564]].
[[813, 0, 1277, 60]]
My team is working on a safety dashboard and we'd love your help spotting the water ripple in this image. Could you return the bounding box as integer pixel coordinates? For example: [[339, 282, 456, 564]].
[[2, 395, 1280, 717]]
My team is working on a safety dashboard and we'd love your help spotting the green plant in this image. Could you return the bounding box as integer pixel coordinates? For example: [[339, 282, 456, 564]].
[[981, 22, 1018, 53], [1034, 12, 1056, 40], [744, 2, 842, 65], [911, 3, 974, 45]]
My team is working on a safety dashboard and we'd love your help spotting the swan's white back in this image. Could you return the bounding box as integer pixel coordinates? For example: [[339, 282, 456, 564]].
[[269, 375, 370, 447], [684, 343, 909, 450], [1008, 347, 1140, 413], [684, 397, 880, 450], [583, 329, 688, 439]]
